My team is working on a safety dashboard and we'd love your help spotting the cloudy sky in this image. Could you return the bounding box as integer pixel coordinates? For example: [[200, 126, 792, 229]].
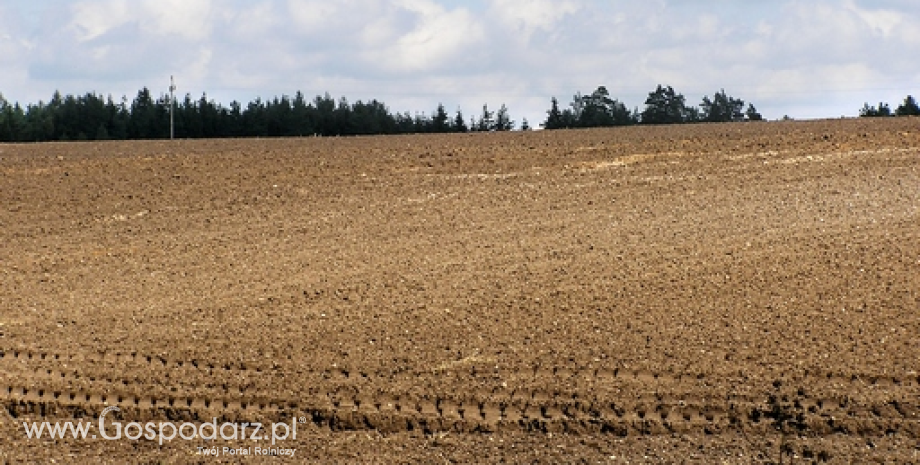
[[1, 0, 918, 125]]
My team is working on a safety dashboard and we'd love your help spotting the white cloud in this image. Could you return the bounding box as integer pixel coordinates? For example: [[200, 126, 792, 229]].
[[69, 0, 211, 42], [140, 0, 213, 41], [69, 0, 133, 42], [384, 3, 485, 73], [844, 0, 903, 37], [287, 0, 351, 31], [2, 0, 920, 123], [222, 1, 278, 39], [488, 0, 581, 41]]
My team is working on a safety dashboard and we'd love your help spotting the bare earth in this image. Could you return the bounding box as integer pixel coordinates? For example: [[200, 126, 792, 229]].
[[1, 118, 919, 463]]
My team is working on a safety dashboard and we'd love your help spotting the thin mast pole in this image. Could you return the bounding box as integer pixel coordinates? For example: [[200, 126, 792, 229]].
[[169, 76, 176, 140]]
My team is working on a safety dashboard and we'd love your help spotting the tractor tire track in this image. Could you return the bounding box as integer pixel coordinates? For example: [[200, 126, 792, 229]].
[[3, 347, 918, 438]]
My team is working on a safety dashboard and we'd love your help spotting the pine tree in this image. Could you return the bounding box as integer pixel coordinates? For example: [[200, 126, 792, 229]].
[[896, 95, 920, 116], [700, 89, 745, 122], [544, 97, 564, 129], [432, 103, 450, 132], [878, 102, 892, 117], [478, 104, 493, 131], [641, 85, 689, 125], [494, 104, 513, 131], [745, 103, 763, 121], [453, 109, 468, 132]]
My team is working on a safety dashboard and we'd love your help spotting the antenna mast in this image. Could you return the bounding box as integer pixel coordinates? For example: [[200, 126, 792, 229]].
[[169, 75, 176, 140]]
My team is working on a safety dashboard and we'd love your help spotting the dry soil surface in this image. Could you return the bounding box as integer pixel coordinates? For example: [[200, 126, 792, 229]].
[[1, 118, 919, 463]]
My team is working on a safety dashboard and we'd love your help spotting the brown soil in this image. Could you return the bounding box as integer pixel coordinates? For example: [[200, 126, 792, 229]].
[[1, 118, 919, 463]]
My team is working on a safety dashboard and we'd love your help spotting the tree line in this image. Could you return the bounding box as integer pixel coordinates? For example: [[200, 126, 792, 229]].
[[17, 82, 897, 142], [0, 89, 516, 142], [859, 95, 920, 117], [544, 85, 762, 129]]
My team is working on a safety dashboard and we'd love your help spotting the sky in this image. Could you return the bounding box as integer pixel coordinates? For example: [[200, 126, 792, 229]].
[[1, 0, 919, 125]]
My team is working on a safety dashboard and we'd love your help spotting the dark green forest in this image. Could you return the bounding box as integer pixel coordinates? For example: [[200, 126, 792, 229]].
[[0, 84, 764, 142], [1, 83, 913, 142], [543, 85, 763, 129], [0, 89, 500, 142], [860, 95, 920, 117]]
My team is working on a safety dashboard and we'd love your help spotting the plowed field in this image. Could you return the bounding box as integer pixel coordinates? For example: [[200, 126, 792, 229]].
[[1, 118, 919, 463]]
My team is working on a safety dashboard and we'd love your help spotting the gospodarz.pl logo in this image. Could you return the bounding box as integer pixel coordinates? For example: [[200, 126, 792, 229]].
[[23, 406, 299, 457]]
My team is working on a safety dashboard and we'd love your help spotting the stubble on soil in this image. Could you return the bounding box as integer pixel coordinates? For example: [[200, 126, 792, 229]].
[[1, 118, 919, 462]]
